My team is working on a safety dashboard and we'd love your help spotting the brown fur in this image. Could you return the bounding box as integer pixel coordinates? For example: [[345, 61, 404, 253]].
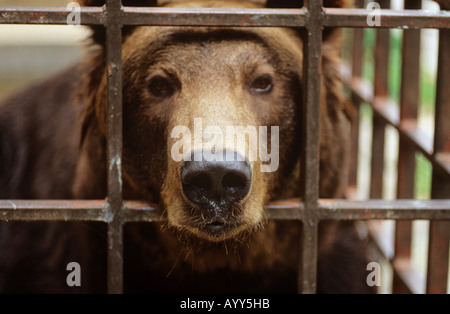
[[0, 0, 372, 293]]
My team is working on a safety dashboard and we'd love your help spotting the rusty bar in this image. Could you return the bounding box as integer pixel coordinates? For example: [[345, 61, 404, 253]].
[[369, 109, 386, 199], [393, 0, 421, 294], [369, 0, 390, 200], [432, 39, 450, 157], [347, 91, 360, 197], [105, 0, 124, 295], [1, 7, 448, 29], [122, 201, 163, 222], [121, 7, 308, 27], [0, 6, 104, 25], [427, 221, 450, 293], [373, 3, 390, 99], [323, 8, 450, 29], [121, 200, 307, 222], [299, 0, 323, 295], [1, 199, 449, 222], [347, 0, 365, 198], [341, 75, 450, 180], [267, 199, 450, 221], [427, 27, 450, 294], [393, 222, 414, 293], [317, 199, 450, 220], [351, 0, 365, 78], [0, 200, 108, 221]]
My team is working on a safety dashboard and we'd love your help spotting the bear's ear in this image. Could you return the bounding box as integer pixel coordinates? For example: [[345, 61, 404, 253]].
[[79, 1, 158, 45]]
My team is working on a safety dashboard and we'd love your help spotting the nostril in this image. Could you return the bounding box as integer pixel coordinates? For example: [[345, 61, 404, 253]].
[[185, 173, 211, 191], [222, 172, 247, 189]]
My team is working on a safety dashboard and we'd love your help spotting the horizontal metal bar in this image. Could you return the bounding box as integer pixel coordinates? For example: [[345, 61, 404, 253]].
[[318, 199, 450, 220], [0, 6, 308, 27], [0, 199, 108, 221], [324, 8, 450, 29], [0, 7, 449, 29], [122, 199, 450, 221], [1, 199, 449, 222], [121, 7, 308, 27], [122, 200, 163, 222], [0, 6, 104, 25]]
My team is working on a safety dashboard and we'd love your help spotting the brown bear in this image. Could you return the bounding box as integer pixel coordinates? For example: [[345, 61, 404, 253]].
[[0, 0, 372, 293]]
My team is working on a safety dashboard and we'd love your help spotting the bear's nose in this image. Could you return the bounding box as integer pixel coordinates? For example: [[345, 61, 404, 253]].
[[181, 151, 252, 209]]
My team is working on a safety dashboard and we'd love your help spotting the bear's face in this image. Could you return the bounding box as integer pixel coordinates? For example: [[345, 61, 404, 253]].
[[118, 25, 304, 242], [82, 0, 349, 243]]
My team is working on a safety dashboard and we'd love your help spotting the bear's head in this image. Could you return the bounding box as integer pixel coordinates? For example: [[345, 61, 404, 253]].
[[77, 0, 351, 242]]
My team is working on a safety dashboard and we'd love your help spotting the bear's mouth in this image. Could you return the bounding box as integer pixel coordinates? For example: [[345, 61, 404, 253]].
[[196, 222, 246, 241], [180, 210, 247, 241], [201, 220, 237, 238], [204, 220, 226, 232]]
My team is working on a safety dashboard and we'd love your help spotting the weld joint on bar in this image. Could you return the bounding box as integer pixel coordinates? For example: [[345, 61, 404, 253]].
[[104, 203, 115, 223]]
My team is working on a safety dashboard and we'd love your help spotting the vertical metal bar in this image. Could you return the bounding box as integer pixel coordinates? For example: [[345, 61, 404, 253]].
[[347, 0, 365, 198], [373, 1, 391, 99], [351, 1, 364, 78], [299, 0, 322, 294], [106, 0, 124, 294], [370, 118, 386, 199], [393, 0, 421, 294], [427, 27, 450, 295], [370, 0, 390, 199]]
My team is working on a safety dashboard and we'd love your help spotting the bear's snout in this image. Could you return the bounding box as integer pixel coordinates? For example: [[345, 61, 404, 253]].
[[181, 151, 252, 235]]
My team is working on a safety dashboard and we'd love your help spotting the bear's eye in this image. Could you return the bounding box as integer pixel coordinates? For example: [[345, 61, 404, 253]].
[[148, 76, 175, 97], [249, 75, 273, 94]]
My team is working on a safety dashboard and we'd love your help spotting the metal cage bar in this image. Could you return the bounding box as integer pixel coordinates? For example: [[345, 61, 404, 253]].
[[2, 199, 449, 222], [346, 0, 364, 200], [342, 74, 450, 182], [105, 0, 125, 295], [427, 24, 450, 294], [0, 6, 449, 28], [298, 0, 322, 295], [370, 0, 390, 200], [393, 0, 421, 294]]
